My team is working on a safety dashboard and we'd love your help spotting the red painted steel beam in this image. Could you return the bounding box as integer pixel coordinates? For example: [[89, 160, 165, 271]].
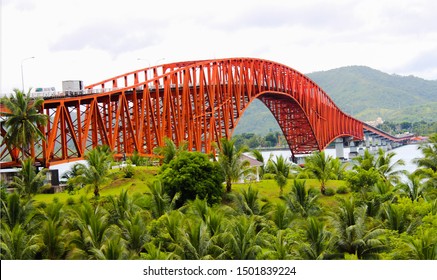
[[3, 57, 413, 168]]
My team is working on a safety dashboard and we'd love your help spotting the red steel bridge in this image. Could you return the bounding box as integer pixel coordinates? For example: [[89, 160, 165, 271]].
[[0, 58, 414, 168]]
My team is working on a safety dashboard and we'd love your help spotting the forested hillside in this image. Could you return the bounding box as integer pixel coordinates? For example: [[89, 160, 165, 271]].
[[233, 66, 437, 135]]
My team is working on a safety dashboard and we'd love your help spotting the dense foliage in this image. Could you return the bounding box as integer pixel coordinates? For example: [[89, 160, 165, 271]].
[[377, 120, 437, 137], [1, 136, 437, 260], [158, 151, 224, 206]]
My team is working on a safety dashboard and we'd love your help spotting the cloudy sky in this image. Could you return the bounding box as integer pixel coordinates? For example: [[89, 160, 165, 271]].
[[1, 0, 436, 94]]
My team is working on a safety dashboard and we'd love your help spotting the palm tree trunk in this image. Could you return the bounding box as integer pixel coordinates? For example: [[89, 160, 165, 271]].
[[94, 185, 100, 197], [226, 181, 232, 192], [320, 183, 326, 195]]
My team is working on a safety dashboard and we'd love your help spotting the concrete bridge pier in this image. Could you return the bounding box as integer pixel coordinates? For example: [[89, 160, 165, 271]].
[[386, 141, 393, 150], [358, 142, 365, 156], [371, 135, 382, 153], [348, 140, 361, 159], [365, 132, 371, 149], [335, 138, 345, 160], [381, 139, 388, 152]]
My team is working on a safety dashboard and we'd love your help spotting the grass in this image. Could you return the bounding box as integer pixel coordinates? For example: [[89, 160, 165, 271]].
[[33, 166, 349, 208], [234, 179, 349, 208], [33, 166, 159, 204]]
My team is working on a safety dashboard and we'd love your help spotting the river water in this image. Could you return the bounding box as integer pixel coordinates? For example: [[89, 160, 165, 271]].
[[50, 144, 423, 178], [259, 144, 422, 174]]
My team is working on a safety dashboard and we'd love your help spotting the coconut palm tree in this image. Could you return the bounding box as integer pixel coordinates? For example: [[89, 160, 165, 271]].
[[141, 242, 175, 260], [217, 138, 249, 192], [381, 203, 418, 234], [330, 197, 387, 259], [353, 149, 376, 171], [375, 148, 406, 185], [179, 218, 225, 260], [414, 133, 437, 189], [90, 236, 130, 260], [107, 189, 144, 225], [331, 157, 348, 180], [1, 192, 39, 231], [397, 172, 426, 202], [235, 185, 262, 216], [297, 217, 333, 260], [414, 133, 437, 173], [304, 151, 335, 194], [402, 229, 437, 260], [282, 180, 319, 218], [159, 210, 185, 256], [266, 201, 295, 230], [0, 89, 48, 160], [226, 215, 263, 259], [153, 137, 187, 164], [146, 180, 179, 219], [70, 145, 113, 197], [119, 212, 149, 256], [66, 201, 117, 259], [268, 155, 291, 195], [261, 230, 295, 260], [61, 163, 84, 193], [0, 223, 40, 259], [9, 158, 49, 198], [38, 202, 68, 259]]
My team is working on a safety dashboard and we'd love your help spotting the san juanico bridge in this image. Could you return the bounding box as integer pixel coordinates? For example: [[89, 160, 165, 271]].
[[0, 58, 414, 169]]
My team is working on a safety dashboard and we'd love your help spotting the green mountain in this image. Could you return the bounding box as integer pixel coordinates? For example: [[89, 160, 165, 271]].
[[233, 66, 437, 135], [307, 66, 437, 122]]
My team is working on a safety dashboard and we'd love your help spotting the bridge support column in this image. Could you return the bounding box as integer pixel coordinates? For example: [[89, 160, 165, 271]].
[[365, 132, 371, 149], [380, 139, 388, 151], [335, 138, 345, 160], [386, 141, 393, 150], [371, 136, 381, 152], [358, 141, 365, 156], [348, 141, 360, 159]]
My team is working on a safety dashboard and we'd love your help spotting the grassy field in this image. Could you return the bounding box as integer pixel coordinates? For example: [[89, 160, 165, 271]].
[[34, 166, 159, 204], [33, 166, 348, 208]]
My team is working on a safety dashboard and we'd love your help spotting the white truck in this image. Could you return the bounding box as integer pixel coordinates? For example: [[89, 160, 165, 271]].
[[62, 80, 84, 96], [31, 87, 56, 98]]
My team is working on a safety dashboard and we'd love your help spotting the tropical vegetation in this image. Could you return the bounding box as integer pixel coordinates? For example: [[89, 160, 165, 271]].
[[1, 134, 436, 260], [0, 89, 48, 160]]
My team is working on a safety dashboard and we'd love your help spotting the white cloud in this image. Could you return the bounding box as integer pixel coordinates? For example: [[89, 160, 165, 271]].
[[1, 0, 436, 94]]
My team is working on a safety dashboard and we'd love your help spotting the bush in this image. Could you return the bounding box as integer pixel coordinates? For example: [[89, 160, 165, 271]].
[[159, 151, 224, 207], [336, 186, 349, 194], [66, 197, 75, 205], [324, 187, 335, 196], [123, 161, 135, 178], [263, 173, 275, 180]]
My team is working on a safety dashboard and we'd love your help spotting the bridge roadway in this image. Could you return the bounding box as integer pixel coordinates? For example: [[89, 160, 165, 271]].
[[0, 58, 415, 168]]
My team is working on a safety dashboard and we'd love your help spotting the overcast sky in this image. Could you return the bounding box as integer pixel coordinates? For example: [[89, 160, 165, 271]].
[[1, 0, 436, 94]]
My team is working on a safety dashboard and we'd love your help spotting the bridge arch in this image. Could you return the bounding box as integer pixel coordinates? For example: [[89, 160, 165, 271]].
[[1, 58, 364, 167]]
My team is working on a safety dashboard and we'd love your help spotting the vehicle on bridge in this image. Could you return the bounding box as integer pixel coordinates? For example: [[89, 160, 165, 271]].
[[0, 57, 417, 168], [31, 87, 57, 98]]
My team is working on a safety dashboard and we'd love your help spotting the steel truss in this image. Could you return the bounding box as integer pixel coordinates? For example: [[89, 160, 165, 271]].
[[1, 58, 364, 167]]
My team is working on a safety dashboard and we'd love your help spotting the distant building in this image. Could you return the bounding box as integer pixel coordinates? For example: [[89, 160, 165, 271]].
[[240, 154, 263, 182], [365, 117, 384, 127]]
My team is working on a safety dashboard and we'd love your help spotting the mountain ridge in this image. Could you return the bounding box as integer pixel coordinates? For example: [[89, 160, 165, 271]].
[[233, 65, 437, 135]]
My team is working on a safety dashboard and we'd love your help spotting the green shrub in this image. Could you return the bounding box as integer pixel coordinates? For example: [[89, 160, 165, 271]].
[[336, 186, 349, 194], [263, 173, 275, 180], [123, 162, 135, 178], [324, 187, 335, 196], [66, 197, 75, 205], [159, 151, 224, 207]]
